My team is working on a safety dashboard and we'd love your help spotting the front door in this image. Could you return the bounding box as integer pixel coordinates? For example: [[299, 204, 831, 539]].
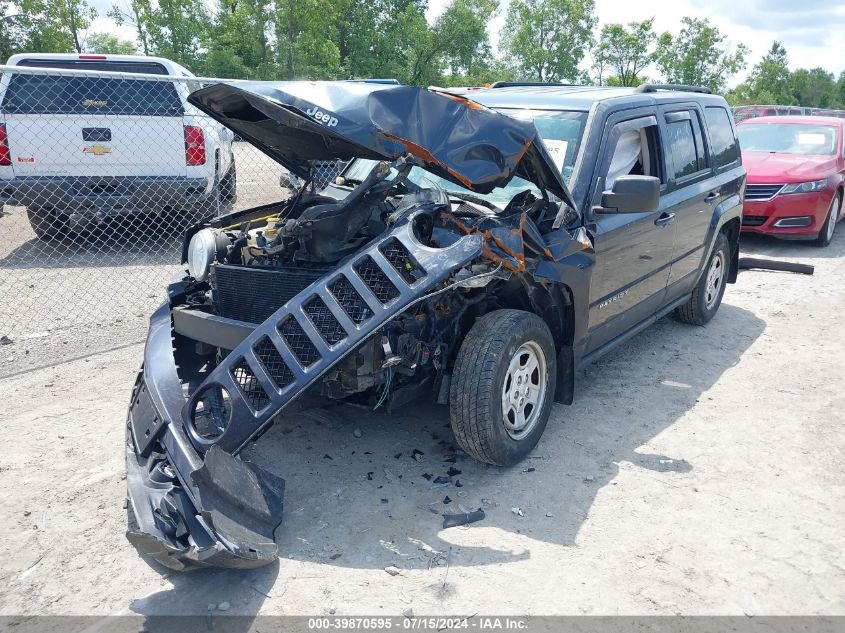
[[585, 110, 675, 354]]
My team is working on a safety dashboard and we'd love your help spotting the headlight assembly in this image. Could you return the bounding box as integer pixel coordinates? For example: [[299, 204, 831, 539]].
[[187, 228, 219, 281], [781, 179, 828, 195]]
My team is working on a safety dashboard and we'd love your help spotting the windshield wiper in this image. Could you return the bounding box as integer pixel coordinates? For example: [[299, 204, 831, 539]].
[[445, 190, 501, 211]]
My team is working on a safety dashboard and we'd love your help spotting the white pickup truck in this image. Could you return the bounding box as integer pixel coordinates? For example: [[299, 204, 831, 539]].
[[0, 53, 236, 239]]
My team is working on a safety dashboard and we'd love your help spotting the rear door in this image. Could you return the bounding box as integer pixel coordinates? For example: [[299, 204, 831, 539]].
[[1, 60, 187, 178], [585, 108, 675, 354], [659, 104, 718, 297]]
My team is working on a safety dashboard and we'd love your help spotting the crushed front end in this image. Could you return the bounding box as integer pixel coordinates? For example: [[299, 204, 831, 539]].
[[124, 80, 582, 570]]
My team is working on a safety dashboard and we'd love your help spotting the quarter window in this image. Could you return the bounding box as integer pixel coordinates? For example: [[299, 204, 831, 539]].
[[705, 106, 739, 168]]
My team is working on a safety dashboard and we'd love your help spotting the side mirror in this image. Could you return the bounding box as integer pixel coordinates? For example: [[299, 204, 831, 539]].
[[599, 175, 660, 213]]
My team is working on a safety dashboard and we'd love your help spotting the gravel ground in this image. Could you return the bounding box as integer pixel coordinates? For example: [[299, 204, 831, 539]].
[[0, 230, 843, 618]]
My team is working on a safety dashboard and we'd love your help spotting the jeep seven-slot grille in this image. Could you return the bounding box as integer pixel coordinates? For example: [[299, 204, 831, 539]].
[[380, 238, 426, 283], [278, 316, 320, 366], [255, 336, 295, 389], [329, 276, 373, 324], [304, 296, 347, 345], [213, 264, 331, 324], [354, 255, 400, 303], [231, 357, 270, 411]]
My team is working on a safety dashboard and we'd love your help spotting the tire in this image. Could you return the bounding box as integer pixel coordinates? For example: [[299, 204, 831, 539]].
[[449, 309, 557, 466], [674, 232, 730, 326], [220, 163, 237, 203], [815, 192, 841, 247], [26, 206, 66, 241]]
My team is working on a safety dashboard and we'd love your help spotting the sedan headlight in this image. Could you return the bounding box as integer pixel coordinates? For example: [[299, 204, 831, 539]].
[[187, 228, 219, 281], [781, 179, 828, 195]]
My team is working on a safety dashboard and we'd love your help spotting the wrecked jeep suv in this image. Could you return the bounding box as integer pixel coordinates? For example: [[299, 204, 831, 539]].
[[125, 81, 744, 570]]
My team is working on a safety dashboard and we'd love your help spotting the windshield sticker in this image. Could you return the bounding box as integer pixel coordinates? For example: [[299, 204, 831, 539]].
[[81, 99, 107, 108], [543, 139, 568, 173], [796, 133, 827, 146]]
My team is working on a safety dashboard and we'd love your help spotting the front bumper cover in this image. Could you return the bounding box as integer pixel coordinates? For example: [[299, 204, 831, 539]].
[[125, 303, 285, 570]]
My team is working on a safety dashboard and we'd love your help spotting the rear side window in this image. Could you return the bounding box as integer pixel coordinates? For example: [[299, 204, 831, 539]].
[[665, 110, 709, 180], [1, 75, 183, 116], [705, 107, 739, 168]]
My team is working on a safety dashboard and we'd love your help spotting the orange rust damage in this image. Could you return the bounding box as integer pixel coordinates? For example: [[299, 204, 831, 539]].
[[431, 90, 488, 111], [441, 210, 526, 273], [383, 132, 475, 190]]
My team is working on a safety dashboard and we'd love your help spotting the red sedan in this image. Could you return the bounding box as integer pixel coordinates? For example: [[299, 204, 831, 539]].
[[737, 116, 845, 246]]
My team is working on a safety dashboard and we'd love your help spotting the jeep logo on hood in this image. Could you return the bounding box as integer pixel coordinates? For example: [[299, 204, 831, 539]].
[[305, 106, 338, 127]]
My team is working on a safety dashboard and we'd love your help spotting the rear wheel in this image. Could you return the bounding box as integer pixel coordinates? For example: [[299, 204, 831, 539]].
[[220, 163, 237, 204], [815, 192, 841, 247], [674, 232, 730, 326], [449, 309, 556, 466], [27, 206, 67, 241]]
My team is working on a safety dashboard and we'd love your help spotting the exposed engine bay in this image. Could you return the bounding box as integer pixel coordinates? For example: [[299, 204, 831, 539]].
[[178, 154, 561, 411]]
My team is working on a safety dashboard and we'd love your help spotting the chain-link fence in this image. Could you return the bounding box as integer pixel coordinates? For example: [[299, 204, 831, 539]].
[[0, 63, 342, 374]]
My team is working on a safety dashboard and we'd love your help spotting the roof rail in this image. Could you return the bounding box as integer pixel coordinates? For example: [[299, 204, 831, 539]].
[[635, 83, 712, 94], [489, 81, 575, 89]]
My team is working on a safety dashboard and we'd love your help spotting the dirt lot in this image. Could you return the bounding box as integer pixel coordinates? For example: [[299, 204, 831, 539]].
[[0, 232, 844, 618]]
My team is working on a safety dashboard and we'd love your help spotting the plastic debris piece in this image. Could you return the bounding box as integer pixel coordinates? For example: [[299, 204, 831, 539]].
[[442, 509, 486, 529], [443, 495, 452, 504], [447, 467, 462, 477], [512, 507, 524, 517], [433, 476, 451, 484]]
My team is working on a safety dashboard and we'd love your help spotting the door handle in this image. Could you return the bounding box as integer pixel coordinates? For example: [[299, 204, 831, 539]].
[[654, 212, 675, 227], [704, 192, 719, 203]]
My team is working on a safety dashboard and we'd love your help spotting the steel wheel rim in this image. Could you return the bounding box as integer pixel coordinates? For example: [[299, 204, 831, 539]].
[[704, 250, 724, 310], [501, 341, 547, 440], [825, 197, 839, 242]]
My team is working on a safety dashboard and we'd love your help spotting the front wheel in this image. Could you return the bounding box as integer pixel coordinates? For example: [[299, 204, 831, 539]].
[[449, 309, 556, 466], [815, 192, 840, 247], [674, 232, 730, 326]]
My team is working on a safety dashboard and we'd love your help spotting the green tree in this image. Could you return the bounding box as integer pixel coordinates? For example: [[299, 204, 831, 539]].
[[654, 17, 747, 93], [501, 0, 596, 82], [593, 18, 654, 86], [85, 32, 137, 54], [789, 68, 836, 108], [274, 0, 341, 79], [54, 0, 97, 53], [205, 0, 275, 78], [108, 0, 151, 55]]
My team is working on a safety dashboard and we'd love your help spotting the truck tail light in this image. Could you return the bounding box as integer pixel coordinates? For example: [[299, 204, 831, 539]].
[[0, 124, 10, 166], [184, 125, 206, 166]]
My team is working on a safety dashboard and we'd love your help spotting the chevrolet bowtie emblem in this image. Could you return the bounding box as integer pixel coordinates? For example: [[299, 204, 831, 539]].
[[83, 145, 112, 156]]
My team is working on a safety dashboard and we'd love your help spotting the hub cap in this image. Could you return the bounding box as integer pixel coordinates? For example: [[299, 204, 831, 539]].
[[501, 341, 547, 440], [825, 197, 839, 242], [705, 250, 724, 310]]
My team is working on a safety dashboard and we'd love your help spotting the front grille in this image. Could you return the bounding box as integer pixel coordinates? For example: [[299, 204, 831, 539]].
[[254, 336, 295, 389], [354, 255, 399, 304], [304, 296, 347, 345], [230, 357, 270, 411], [380, 238, 426, 283], [742, 215, 767, 227], [745, 184, 784, 201], [213, 264, 331, 324], [278, 316, 320, 366], [329, 275, 373, 324]]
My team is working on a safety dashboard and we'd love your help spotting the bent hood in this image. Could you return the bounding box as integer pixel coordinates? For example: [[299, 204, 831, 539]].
[[187, 80, 575, 207]]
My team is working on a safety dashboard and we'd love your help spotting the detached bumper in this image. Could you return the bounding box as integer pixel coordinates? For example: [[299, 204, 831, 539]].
[[124, 303, 284, 571]]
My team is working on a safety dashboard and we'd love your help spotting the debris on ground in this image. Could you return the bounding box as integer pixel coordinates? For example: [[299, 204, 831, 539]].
[[384, 566, 401, 576], [330, 553, 342, 560], [584, 475, 595, 482], [353, 428, 363, 438], [422, 473, 433, 480], [367, 472, 374, 480], [447, 467, 462, 477], [442, 509, 486, 529], [217, 602, 231, 611], [546, 512, 554, 518], [454, 480, 463, 488], [0, 336, 12, 346], [394, 452, 402, 459], [383, 466, 398, 483], [381, 498, 388, 503], [412, 449, 425, 462], [512, 507, 524, 517], [402, 608, 414, 618], [443, 495, 452, 504], [522, 467, 535, 473], [433, 476, 450, 485], [323, 454, 333, 460]]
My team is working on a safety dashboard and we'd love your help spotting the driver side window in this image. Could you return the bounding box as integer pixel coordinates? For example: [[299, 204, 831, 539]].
[[599, 117, 663, 192]]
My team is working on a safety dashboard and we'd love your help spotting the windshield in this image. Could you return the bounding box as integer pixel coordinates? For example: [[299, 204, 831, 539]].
[[342, 108, 587, 206], [738, 122, 838, 156]]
